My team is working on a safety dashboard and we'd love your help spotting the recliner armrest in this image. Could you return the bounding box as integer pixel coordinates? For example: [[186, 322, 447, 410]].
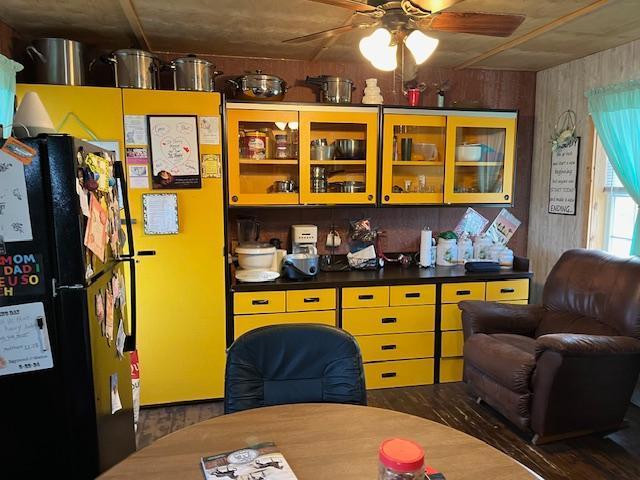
[[460, 301, 544, 339], [536, 334, 640, 358]]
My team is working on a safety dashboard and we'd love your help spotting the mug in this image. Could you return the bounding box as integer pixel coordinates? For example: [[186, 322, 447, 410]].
[[406, 88, 421, 106]]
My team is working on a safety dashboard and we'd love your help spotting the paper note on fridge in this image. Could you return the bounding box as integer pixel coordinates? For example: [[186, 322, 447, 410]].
[[199, 116, 220, 145], [0, 150, 33, 242], [124, 115, 148, 146], [0, 302, 54, 377]]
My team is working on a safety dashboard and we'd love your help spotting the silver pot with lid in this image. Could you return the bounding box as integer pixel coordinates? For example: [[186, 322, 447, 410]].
[[306, 76, 355, 104], [105, 49, 159, 89], [167, 54, 222, 92], [227, 70, 287, 101], [27, 38, 86, 86]]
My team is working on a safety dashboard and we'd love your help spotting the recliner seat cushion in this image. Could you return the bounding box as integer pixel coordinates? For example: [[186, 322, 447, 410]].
[[464, 334, 537, 394]]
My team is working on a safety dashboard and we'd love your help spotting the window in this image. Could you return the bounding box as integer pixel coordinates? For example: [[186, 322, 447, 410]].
[[589, 133, 638, 257]]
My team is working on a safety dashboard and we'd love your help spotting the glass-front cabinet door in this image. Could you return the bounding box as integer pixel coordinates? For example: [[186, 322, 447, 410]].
[[299, 108, 378, 205], [444, 114, 516, 204], [381, 111, 446, 204], [227, 109, 300, 205]]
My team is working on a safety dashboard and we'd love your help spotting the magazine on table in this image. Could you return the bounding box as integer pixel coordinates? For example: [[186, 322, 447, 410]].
[[201, 442, 298, 480]]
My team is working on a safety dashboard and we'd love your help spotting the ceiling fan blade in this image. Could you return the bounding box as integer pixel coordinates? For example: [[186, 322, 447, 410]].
[[407, 0, 463, 14], [424, 12, 526, 37], [304, 0, 378, 12], [283, 24, 358, 44]]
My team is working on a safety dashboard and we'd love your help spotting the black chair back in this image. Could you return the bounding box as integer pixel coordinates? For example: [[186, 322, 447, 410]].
[[224, 324, 367, 414]]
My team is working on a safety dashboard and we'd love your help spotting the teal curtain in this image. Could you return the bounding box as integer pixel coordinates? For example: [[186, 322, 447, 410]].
[[0, 54, 23, 138], [586, 79, 640, 256]]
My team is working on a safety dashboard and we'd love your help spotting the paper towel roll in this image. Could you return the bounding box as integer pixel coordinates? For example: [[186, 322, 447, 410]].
[[419, 228, 432, 268]]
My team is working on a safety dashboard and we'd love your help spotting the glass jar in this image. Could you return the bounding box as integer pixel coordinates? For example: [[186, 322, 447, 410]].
[[378, 438, 425, 480]]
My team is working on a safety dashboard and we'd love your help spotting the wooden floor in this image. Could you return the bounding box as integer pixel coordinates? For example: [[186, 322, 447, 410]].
[[137, 383, 640, 480]]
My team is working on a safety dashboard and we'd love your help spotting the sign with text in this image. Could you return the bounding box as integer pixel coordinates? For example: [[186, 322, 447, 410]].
[[0, 253, 45, 297], [0, 302, 54, 377], [548, 138, 580, 215]]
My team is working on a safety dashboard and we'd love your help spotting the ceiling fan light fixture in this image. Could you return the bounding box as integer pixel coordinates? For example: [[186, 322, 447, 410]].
[[370, 45, 398, 71], [405, 30, 439, 65], [359, 28, 398, 71]]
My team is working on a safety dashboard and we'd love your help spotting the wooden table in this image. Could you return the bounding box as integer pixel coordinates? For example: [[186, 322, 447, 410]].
[[100, 403, 537, 479]]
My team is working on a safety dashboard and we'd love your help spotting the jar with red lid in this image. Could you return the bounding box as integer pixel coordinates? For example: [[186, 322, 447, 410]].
[[378, 438, 425, 479]]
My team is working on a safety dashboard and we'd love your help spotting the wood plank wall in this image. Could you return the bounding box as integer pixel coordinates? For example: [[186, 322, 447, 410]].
[[0, 19, 16, 57], [528, 38, 640, 301]]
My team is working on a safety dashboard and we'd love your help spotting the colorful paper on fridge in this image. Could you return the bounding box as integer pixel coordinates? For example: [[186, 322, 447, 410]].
[[84, 195, 108, 262]]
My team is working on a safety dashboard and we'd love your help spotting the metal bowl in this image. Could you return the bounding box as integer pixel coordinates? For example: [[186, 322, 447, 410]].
[[311, 144, 335, 160], [334, 139, 366, 159]]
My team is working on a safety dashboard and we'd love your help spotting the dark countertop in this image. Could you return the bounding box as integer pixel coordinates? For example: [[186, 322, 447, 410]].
[[230, 263, 533, 292]]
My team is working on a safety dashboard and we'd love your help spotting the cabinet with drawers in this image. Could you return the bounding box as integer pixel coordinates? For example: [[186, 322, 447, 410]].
[[342, 285, 437, 390], [233, 289, 337, 339], [439, 278, 530, 383]]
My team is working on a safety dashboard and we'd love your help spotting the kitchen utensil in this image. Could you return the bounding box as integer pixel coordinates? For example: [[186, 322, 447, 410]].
[[236, 243, 276, 271], [310, 144, 335, 160], [270, 180, 296, 193], [105, 49, 159, 89], [227, 70, 287, 101], [401, 138, 412, 161], [412, 143, 438, 161], [329, 180, 366, 193], [334, 139, 366, 159], [283, 253, 320, 280], [237, 218, 260, 245], [27, 38, 86, 86], [167, 55, 222, 92], [234, 269, 280, 283], [456, 144, 483, 162], [305, 76, 355, 104]]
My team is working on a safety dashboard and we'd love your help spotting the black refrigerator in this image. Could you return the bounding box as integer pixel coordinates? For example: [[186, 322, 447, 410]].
[[0, 135, 138, 478]]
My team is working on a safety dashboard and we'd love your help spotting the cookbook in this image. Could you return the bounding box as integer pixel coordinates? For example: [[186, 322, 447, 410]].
[[201, 442, 298, 480]]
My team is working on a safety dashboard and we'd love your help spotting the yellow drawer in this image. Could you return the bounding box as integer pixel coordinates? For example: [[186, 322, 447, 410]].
[[442, 282, 486, 303], [441, 330, 464, 357], [486, 279, 529, 302], [234, 291, 286, 315], [441, 303, 463, 331], [499, 300, 529, 305], [342, 305, 435, 336], [365, 359, 434, 389], [287, 289, 336, 312], [342, 286, 389, 309], [234, 310, 336, 339], [440, 357, 464, 383], [389, 284, 436, 306], [357, 332, 435, 362]]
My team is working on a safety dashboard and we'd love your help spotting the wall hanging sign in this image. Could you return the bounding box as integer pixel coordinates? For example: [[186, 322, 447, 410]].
[[148, 115, 201, 189], [0, 302, 54, 377], [142, 193, 179, 235], [0, 253, 45, 297], [201, 153, 222, 179], [548, 137, 580, 215]]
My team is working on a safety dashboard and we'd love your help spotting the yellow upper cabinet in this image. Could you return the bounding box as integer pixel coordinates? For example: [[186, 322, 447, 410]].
[[227, 107, 300, 206], [299, 107, 378, 205], [381, 110, 447, 205], [444, 113, 517, 205]]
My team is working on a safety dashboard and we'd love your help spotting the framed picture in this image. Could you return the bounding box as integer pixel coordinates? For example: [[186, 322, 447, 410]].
[[142, 193, 179, 235], [548, 137, 580, 215], [148, 115, 201, 189]]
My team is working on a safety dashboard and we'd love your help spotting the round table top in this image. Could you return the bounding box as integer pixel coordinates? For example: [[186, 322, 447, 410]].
[[100, 403, 535, 480]]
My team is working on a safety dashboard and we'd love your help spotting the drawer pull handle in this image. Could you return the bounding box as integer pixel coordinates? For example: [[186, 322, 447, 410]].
[[500, 288, 515, 293], [252, 299, 269, 305], [303, 297, 320, 303], [456, 290, 471, 296], [405, 292, 420, 298], [358, 294, 374, 300], [381, 317, 397, 324], [381, 344, 397, 350], [381, 372, 397, 378]]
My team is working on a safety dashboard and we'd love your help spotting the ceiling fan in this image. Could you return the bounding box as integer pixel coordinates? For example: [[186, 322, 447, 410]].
[[284, 0, 525, 70]]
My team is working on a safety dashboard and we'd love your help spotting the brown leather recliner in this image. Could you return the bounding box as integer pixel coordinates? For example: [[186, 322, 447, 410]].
[[460, 249, 640, 444]]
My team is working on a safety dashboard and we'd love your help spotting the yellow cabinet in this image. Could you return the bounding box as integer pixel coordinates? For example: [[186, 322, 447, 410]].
[[234, 291, 286, 315], [389, 284, 436, 306], [287, 288, 336, 312], [364, 359, 435, 389], [234, 310, 336, 339], [357, 332, 435, 362], [342, 305, 435, 336], [441, 330, 465, 357], [485, 279, 529, 301], [381, 111, 446, 204], [441, 282, 486, 303], [342, 286, 390, 309], [299, 108, 378, 205], [440, 358, 464, 383], [441, 303, 463, 331], [444, 114, 517, 204], [227, 107, 300, 206]]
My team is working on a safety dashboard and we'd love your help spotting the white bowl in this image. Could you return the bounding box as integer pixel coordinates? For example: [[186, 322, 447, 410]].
[[456, 144, 482, 162], [236, 244, 276, 270]]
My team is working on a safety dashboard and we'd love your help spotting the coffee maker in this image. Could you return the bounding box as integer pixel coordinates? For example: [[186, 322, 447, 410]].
[[291, 225, 318, 254]]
